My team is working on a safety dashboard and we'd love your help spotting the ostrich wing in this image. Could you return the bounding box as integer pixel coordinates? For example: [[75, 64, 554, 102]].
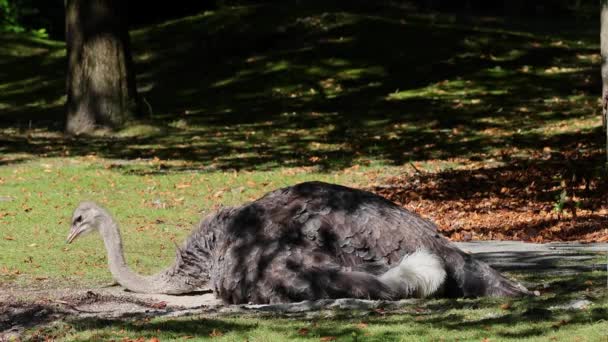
[[251, 181, 528, 297], [259, 181, 443, 264]]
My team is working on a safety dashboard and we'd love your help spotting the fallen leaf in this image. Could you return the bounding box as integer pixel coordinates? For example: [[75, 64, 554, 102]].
[[3, 236, 15, 241], [552, 319, 568, 328], [356, 322, 369, 329], [500, 303, 512, 310], [150, 301, 167, 309], [320, 337, 336, 341], [148, 338, 160, 342], [297, 328, 309, 336], [209, 329, 223, 337]]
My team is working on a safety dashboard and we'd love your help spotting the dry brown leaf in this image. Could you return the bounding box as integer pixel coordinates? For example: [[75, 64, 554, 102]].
[[297, 328, 309, 336], [209, 329, 224, 337], [320, 337, 336, 341], [356, 322, 369, 329], [150, 301, 167, 309], [373, 308, 386, 315], [552, 319, 568, 328]]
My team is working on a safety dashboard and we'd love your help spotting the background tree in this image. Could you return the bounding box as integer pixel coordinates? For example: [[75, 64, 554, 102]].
[[65, 0, 141, 134], [602, 0, 608, 164]]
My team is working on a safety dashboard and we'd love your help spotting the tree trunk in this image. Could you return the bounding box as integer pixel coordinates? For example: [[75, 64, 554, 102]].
[[602, 1, 608, 164], [65, 0, 141, 135]]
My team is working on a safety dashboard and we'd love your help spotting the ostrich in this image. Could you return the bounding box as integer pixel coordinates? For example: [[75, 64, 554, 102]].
[[67, 181, 530, 304]]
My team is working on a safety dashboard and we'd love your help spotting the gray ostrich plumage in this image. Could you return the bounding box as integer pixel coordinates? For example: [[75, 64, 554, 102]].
[[67, 181, 530, 304]]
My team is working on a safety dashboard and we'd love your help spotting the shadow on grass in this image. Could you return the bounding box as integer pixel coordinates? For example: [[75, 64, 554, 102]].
[[401, 270, 607, 339], [57, 272, 608, 341], [12, 260, 605, 341], [64, 318, 258, 341], [0, 1, 602, 172]]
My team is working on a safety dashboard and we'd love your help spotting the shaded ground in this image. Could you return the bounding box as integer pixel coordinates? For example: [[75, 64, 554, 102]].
[[370, 154, 608, 242], [1, 241, 606, 340], [0, 2, 603, 170]]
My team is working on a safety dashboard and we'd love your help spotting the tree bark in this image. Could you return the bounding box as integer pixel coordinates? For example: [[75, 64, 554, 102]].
[[602, 1, 608, 164], [65, 0, 141, 135]]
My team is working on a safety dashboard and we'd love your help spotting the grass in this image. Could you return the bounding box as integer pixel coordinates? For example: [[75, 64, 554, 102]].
[[0, 157, 394, 287], [1, 1, 607, 341], [21, 275, 608, 341]]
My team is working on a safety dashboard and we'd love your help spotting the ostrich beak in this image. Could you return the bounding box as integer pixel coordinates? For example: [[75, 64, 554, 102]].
[[66, 226, 81, 244]]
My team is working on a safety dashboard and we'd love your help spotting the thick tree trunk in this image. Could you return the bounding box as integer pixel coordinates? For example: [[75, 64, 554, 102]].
[[65, 0, 140, 135], [602, 1, 608, 164]]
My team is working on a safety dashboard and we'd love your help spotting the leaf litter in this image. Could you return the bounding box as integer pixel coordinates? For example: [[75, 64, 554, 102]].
[[370, 154, 607, 243]]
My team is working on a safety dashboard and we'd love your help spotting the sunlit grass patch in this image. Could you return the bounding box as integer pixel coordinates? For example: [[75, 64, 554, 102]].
[[386, 78, 508, 101], [529, 115, 601, 136], [0, 157, 398, 288]]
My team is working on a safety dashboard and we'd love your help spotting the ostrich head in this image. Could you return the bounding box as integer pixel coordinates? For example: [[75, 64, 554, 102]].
[[66, 201, 107, 243]]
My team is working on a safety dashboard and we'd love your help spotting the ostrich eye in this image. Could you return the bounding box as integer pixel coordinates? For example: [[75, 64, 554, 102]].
[[73, 215, 83, 225]]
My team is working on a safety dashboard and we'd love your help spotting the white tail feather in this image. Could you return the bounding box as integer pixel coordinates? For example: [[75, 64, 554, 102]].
[[379, 249, 446, 298]]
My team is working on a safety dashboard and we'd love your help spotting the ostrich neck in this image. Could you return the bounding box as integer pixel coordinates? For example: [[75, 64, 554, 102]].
[[99, 214, 189, 294]]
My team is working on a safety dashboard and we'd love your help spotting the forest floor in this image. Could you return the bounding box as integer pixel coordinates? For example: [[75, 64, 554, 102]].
[[370, 159, 608, 243]]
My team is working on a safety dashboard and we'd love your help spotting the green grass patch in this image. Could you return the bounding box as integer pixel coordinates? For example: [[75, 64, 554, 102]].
[[0, 157, 401, 288], [23, 289, 608, 341]]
